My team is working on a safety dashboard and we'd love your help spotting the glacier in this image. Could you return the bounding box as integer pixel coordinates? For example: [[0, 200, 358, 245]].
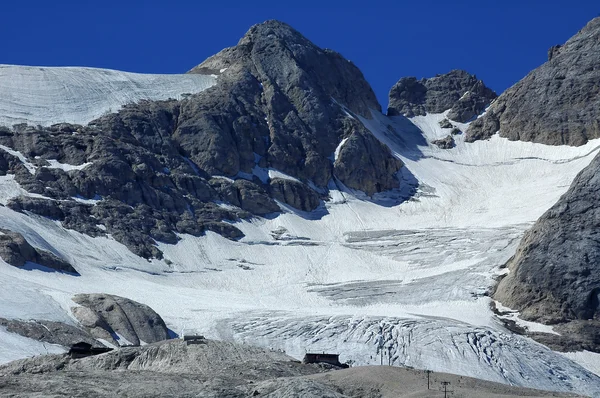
[[1, 67, 600, 395], [0, 64, 217, 127]]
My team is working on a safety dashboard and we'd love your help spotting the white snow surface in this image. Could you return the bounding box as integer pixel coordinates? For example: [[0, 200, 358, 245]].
[[0, 64, 217, 127], [45, 159, 92, 172], [563, 351, 600, 377], [1, 104, 600, 394], [0, 327, 65, 364]]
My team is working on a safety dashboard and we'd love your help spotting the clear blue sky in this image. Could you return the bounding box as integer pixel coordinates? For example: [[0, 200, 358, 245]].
[[1, 0, 598, 108]]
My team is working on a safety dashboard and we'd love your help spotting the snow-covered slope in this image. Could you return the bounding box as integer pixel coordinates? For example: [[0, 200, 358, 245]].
[[0, 65, 216, 127], [1, 93, 600, 395]]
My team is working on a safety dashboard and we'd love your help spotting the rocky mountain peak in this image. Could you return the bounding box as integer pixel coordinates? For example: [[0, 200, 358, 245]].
[[387, 69, 496, 122], [237, 19, 313, 48], [190, 19, 380, 117], [1, 20, 403, 260], [466, 16, 600, 145]]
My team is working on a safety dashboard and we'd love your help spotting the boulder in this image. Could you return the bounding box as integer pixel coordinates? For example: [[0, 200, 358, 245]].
[[72, 294, 170, 347], [431, 135, 455, 149], [0, 229, 77, 274]]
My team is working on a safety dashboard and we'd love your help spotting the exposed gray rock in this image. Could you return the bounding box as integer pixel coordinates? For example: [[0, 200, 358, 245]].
[[190, 20, 400, 194], [548, 44, 563, 61], [269, 178, 321, 211], [466, 17, 600, 145], [431, 135, 455, 149], [447, 81, 496, 123], [450, 127, 462, 135], [1, 20, 404, 259], [0, 229, 77, 273], [71, 294, 170, 347], [0, 318, 99, 348], [388, 70, 496, 122], [439, 118, 453, 129], [0, 339, 581, 398], [333, 129, 403, 196], [2, 116, 249, 259], [494, 152, 600, 351], [234, 179, 280, 215]]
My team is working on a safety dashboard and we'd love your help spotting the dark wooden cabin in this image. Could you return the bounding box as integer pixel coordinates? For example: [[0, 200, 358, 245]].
[[303, 353, 348, 368], [68, 342, 113, 358], [182, 335, 206, 345]]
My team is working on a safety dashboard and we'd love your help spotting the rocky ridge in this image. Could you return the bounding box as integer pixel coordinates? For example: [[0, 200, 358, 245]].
[[0, 20, 403, 260], [0, 339, 581, 398], [466, 17, 600, 145], [494, 152, 600, 351], [387, 69, 497, 122]]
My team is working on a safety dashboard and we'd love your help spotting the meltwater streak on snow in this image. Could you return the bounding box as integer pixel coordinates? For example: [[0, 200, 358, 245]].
[[0, 65, 217, 127], [1, 106, 600, 394]]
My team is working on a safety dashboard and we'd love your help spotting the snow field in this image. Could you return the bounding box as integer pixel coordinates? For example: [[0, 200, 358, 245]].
[[0, 71, 599, 394], [0, 64, 217, 127]]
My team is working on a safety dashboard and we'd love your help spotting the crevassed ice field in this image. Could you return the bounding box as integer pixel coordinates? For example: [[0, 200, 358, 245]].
[[1, 65, 600, 396]]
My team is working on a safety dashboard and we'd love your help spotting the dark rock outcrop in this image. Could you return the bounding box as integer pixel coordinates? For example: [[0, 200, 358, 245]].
[[269, 178, 321, 211], [388, 70, 496, 122], [233, 179, 279, 215], [0, 229, 77, 273], [0, 318, 99, 348], [189, 20, 400, 193], [431, 135, 455, 149], [466, 17, 600, 145], [0, 20, 404, 259], [439, 118, 453, 129], [333, 130, 403, 196], [494, 152, 600, 351], [71, 294, 170, 347]]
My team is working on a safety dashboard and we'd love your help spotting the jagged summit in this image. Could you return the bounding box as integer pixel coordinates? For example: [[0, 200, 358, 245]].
[[387, 69, 496, 122], [4, 16, 600, 397], [190, 19, 381, 117], [237, 19, 313, 48], [0, 19, 402, 259], [466, 16, 600, 145]]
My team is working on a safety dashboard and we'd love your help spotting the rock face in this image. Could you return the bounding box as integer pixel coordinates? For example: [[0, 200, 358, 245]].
[[387, 70, 497, 122], [333, 130, 403, 196], [0, 20, 403, 259], [494, 152, 600, 351], [71, 294, 170, 346], [269, 178, 321, 212], [0, 229, 77, 273], [189, 20, 401, 194], [466, 17, 600, 145]]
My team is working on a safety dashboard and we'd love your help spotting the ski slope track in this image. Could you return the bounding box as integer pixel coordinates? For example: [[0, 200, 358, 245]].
[[1, 69, 600, 395], [0, 65, 217, 127]]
